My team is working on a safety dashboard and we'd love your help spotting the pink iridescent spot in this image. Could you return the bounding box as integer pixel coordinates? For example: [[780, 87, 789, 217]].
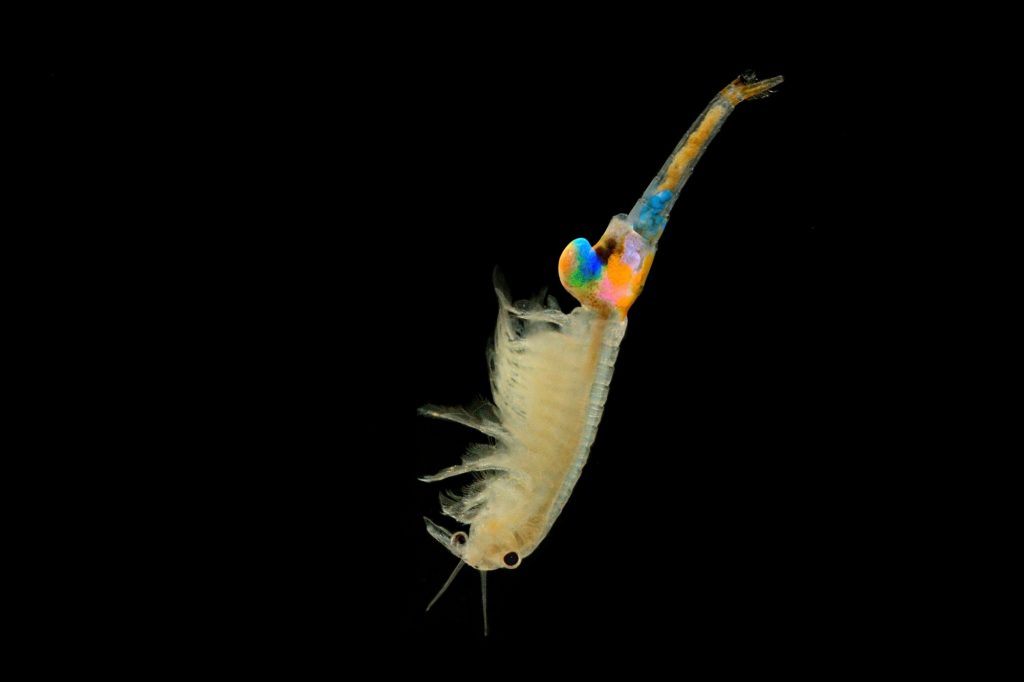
[[598, 278, 628, 305]]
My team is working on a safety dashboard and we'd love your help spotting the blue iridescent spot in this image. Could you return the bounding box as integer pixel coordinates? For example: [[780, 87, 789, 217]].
[[636, 206, 667, 240], [570, 238, 602, 283], [648, 189, 673, 210]]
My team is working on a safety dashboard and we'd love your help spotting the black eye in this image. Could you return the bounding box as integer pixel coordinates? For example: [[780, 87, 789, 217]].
[[452, 532, 467, 546], [503, 551, 519, 567]]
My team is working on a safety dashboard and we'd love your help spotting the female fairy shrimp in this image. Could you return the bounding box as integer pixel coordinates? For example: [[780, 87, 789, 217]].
[[420, 72, 783, 635]]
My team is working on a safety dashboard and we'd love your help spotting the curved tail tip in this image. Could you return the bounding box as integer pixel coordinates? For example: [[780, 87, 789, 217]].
[[725, 72, 784, 104]]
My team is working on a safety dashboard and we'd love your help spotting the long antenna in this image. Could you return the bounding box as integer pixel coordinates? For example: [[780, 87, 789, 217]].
[[426, 559, 465, 612], [481, 570, 489, 637]]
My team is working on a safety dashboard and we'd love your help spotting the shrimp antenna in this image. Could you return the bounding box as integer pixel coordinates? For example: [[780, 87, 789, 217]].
[[481, 571, 489, 637], [426, 559, 465, 612]]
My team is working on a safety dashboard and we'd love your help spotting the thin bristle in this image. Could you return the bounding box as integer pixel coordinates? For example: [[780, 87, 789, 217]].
[[426, 559, 466, 612], [481, 570, 489, 637]]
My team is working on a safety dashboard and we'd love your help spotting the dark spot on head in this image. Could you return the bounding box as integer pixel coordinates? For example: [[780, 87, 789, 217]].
[[593, 238, 617, 263], [503, 551, 519, 567], [452, 532, 467, 546]]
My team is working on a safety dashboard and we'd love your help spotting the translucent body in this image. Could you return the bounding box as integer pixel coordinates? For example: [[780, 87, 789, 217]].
[[421, 288, 625, 570], [421, 72, 783, 633]]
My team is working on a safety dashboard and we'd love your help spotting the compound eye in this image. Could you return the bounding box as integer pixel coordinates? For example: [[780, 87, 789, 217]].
[[503, 551, 519, 567], [451, 532, 467, 547]]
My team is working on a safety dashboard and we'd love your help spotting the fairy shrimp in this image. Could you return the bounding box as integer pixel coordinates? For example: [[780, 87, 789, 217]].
[[420, 72, 784, 634]]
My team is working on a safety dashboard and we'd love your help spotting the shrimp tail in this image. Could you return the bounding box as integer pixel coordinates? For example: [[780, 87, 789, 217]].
[[559, 73, 783, 315], [627, 72, 784, 244]]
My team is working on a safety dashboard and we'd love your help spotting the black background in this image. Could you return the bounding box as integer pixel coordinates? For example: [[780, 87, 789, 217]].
[[40, 22, 962, 665], [267, 51, 901, 653]]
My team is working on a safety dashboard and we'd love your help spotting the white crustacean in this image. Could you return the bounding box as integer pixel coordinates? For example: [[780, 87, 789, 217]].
[[420, 72, 783, 635]]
